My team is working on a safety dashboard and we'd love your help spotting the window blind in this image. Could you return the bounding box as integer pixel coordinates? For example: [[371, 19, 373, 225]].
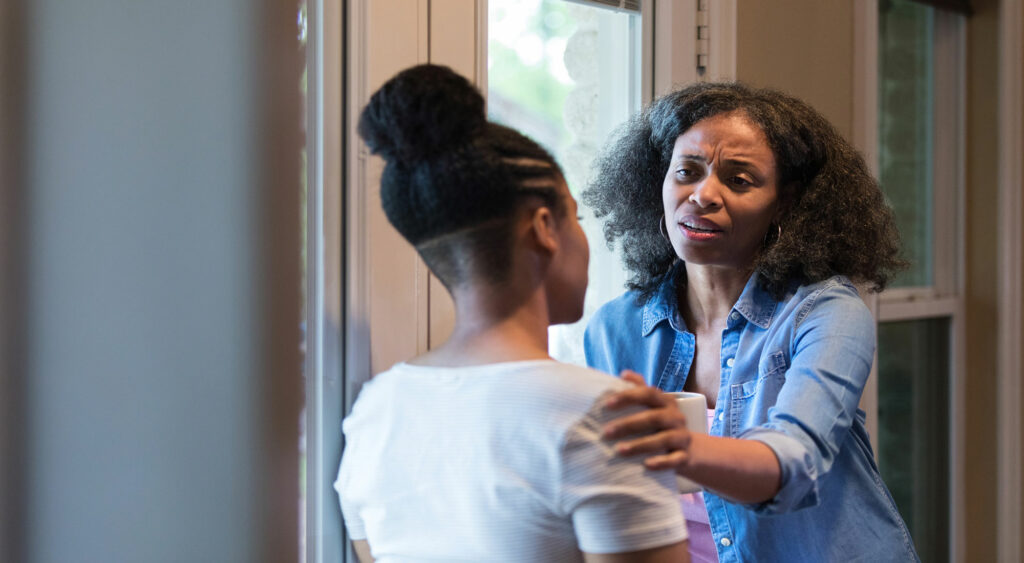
[[565, 0, 641, 14]]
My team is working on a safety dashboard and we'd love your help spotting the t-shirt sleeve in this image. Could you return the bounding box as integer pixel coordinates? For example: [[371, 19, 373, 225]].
[[335, 444, 368, 540], [558, 391, 688, 554]]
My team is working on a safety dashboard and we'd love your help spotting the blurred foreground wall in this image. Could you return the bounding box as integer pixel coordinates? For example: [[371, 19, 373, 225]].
[[1, 1, 303, 561]]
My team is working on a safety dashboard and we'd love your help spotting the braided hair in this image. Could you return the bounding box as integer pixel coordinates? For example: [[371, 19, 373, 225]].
[[359, 64, 568, 288]]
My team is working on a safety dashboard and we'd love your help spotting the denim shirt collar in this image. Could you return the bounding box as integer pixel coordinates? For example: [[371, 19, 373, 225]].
[[640, 265, 777, 336]]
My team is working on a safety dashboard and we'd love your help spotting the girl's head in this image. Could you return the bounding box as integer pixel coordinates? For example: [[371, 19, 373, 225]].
[[359, 64, 589, 323], [584, 82, 904, 299]]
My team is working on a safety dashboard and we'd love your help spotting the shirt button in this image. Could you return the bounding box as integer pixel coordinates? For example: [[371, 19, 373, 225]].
[[718, 412, 724, 422], [720, 537, 732, 547], [730, 311, 740, 321], [726, 357, 735, 368]]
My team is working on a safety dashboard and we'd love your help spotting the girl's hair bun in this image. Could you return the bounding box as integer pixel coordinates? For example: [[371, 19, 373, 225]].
[[358, 64, 486, 163]]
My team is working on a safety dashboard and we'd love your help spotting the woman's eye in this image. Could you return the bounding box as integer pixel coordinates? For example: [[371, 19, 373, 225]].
[[730, 176, 752, 187]]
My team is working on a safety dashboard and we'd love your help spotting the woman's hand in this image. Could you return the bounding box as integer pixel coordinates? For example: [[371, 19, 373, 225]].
[[601, 370, 694, 472], [604, 372, 783, 504]]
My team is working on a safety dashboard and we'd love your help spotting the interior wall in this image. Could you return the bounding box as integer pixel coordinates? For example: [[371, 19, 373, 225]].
[[734, 0, 855, 141], [965, 0, 1000, 560]]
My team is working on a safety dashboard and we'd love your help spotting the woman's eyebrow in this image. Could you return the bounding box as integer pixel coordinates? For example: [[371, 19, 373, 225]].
[[723, 157, 760, 167], [677, 153, 762, 169]]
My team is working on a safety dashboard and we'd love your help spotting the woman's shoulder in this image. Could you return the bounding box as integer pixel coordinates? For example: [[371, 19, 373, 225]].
[[783, 275, 873, 331], [789, 275, 866, 307]]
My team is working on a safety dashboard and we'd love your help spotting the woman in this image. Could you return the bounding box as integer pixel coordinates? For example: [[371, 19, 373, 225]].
[[334, 64, 690, 562], [583, 83, 919, 562]]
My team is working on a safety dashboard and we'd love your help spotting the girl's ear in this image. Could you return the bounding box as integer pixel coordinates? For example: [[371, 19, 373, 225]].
[[528, 206, 559, 255]]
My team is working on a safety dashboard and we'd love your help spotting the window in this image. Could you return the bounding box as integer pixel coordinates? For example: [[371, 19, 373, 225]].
[[875, 1, 964, 560], [488, 0, 644, 364]]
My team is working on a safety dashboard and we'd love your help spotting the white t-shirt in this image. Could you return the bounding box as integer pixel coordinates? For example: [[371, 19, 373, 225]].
[[334, 360, 687, 562]]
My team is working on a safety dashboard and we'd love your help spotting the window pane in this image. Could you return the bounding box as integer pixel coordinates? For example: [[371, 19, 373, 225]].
[[877, 318, 950, 562], [878, 0, 934, 287], [488, 0, 641, 364]]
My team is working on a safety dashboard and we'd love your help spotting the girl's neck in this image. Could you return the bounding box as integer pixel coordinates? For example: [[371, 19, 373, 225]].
[[681, 263, 754, 331], [408, 283, 552, 367]]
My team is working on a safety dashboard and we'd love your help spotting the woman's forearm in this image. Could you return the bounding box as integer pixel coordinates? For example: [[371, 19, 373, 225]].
[[682, 434, 782, 504]]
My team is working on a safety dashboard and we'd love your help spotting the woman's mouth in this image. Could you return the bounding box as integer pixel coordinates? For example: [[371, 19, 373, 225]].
[[678, 218, 724, 241]]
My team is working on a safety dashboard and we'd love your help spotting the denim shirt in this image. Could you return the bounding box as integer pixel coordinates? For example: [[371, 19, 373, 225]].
[[584, 269, 920, 562]]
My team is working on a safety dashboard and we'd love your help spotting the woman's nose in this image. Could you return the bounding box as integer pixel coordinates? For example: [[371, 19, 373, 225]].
[[688, 178, 723, 209]]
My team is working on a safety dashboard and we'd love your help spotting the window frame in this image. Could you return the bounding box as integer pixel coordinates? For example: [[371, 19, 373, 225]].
[[996, 2, 1024, 561], [854, 1, 967, 559], [303, 0, 346, 561]]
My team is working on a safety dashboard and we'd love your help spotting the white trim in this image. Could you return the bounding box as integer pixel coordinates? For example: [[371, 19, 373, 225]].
[[651, 0, 697, 95], [933, 11, 960, 298], [344, 0, 371, 420], [950, 15, 968, 563], [950, 282, 966, 563], [706, 0, 735, 82], [876, 297, 958, 323], [640, 0, 654, 104], [425, 0, 482, 349], [879, 286, 950, 302], [305, 1, 346, 562], [348, 0, 432, 376], [476, 0, 488, 88], [343, 3, 370, 561], [862, 290, 880, 456], [305, 1, 324, 558], [853, 0, 879, 455], [853, 0, 878, 176], [415, 0, 431, 355], [997, 0, 1024, 560]]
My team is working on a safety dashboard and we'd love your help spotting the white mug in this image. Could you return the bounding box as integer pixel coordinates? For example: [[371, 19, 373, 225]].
[[667, 391, 708, 494]]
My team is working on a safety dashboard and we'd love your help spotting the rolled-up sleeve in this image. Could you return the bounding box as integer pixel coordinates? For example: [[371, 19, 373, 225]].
[[738, 284, 876, 514]]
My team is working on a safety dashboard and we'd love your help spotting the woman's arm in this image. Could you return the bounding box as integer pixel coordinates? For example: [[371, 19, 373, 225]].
[[602, 372, 781, 504], [603, 285, 876, 509]]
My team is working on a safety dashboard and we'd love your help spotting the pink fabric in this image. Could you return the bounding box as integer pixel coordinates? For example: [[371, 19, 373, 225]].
[[680, 409, 719, 562]]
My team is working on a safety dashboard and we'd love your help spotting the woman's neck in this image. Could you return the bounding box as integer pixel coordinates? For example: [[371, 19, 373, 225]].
[[408, 282, 552, 367], [681, 263, 754, 331]]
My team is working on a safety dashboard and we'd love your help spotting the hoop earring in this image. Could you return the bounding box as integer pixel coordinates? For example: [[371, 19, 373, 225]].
[[659, 214, 671, 244], [764, 223, 782, 247]]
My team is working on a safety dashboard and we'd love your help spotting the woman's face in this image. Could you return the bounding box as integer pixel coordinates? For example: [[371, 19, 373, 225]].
[[662, 111, 779, 271], [546, 181, 590, 324]]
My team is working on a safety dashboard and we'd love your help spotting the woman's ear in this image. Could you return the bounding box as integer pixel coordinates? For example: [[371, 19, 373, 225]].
[[528, 206, 559, 255]]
